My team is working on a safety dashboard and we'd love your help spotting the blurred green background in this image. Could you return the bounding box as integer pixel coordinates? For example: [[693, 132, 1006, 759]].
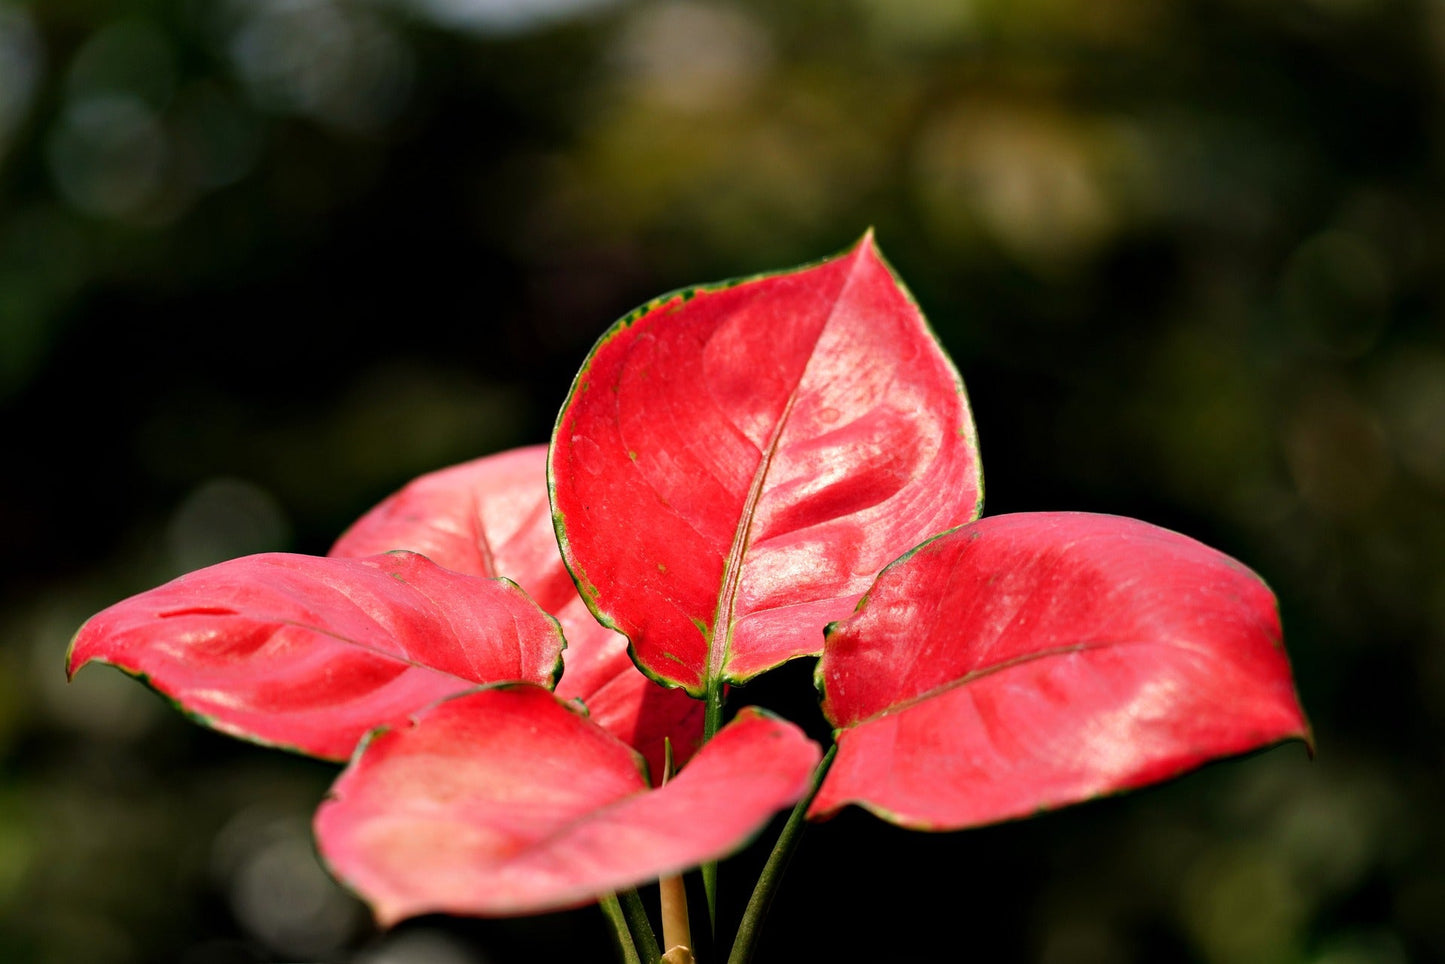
[[1, 0, 1440, 961]]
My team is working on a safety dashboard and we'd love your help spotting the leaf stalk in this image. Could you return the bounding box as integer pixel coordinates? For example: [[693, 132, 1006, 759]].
[[701, 678, 727, 932], [601, 894, 643, 964], [620, 887, 663, 963], [726, 743, 838, 964], [657, 740, 694, 960]]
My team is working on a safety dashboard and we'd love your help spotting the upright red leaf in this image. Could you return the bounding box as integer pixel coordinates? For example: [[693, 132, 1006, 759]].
[[67, 551, 565, 760], [315, 685, 821, 923], [810, 513, 1311, 830], [331, 445, 704, 774], [550, 234, 983, 695]]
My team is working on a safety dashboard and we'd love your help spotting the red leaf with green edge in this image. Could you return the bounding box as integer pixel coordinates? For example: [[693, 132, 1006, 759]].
[[549, 233, 983, 695], [331, 444, 704, 776], [67, 551, 565, 761], [314, 685, 821, 923], [809, 512, 1311, 830]]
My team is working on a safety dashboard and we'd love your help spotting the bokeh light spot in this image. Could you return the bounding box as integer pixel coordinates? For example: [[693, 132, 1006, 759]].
[[66, 18, 176, 109], [229, 0, 414, 131], [0, 6, 42, 162], [47, 93, 169, 220], [165, 477, 292, 575]]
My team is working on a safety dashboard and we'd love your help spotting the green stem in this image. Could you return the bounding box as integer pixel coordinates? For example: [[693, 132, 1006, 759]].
[[726, 744, 837, 964], [601, 894, 643, 964], [701, 678, 726, 933], [703, 678, 726, 743], [702, 861, 718, 939], [620, 887, 662, 963]]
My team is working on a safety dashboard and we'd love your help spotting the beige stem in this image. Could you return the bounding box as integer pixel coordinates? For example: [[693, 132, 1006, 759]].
[[657, 739, 692, 962], [659, 872, 692, 958]]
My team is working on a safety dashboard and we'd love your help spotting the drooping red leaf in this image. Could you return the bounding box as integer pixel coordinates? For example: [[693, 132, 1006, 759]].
[[550, 233, 983, 695], [314, 685, 821, 923], [331, 445, 704, 775], [67, 551, 565, 761], [809, 512, 1311, 830]]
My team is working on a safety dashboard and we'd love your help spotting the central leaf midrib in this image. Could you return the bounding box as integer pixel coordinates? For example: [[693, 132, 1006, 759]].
[[845, 635, 1211, 729], [470, 489, 500, 579], [704, 249, 871, 688], [271, 618, 481, 683], [705, 392, 797, 688]]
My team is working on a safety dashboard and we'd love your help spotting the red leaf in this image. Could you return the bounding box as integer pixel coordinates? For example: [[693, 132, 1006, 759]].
[[67, 552, 565, 761], [332, 445, 704, 775], [810, 512, 1311, 830], [314, 685, 821, 923], [550, 234, 983, 694]]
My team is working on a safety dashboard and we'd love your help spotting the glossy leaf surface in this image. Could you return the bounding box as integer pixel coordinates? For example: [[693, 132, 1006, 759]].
[[810, 512, 1310, 829], [67, 552, 564, 760], [550, 234, 983, 694], [315, 685, 821, 923], [331, 444, 704, 775]]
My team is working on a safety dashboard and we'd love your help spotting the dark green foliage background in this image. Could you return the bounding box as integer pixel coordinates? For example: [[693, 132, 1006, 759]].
[[1, 1, 1439, 961]]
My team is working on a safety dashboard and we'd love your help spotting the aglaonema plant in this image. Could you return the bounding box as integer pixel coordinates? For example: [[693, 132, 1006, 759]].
[[68, 233, 1311, 964]]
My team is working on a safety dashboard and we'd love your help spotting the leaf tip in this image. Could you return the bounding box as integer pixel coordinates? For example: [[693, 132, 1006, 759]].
[[64, 633, 86, 682], [65, 611, 108, 681], [1293, 715, 1317, 760], [372, 906, 406, 930]]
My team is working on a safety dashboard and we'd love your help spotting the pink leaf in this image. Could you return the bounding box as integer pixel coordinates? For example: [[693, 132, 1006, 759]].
[[314, 685, 821, 923], [67, 551, 565, 761], [550, 233, 983, 694], [332, 445, 704, 775], [810, 512, 1311, 830]]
